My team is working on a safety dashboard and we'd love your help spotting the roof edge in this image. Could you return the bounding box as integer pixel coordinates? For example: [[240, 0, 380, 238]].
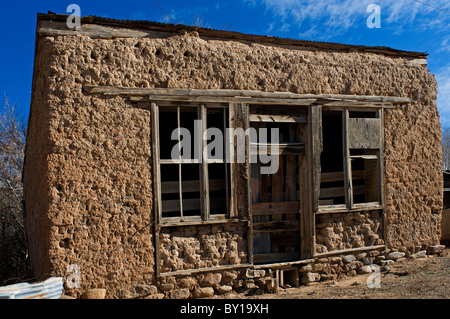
[[37, 12, 428, 59]]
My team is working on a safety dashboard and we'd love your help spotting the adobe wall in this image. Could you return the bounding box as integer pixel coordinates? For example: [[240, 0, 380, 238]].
[[24, 28, 442, 298]]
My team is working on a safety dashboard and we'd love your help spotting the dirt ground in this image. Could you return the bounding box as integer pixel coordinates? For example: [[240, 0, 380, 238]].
[[234, 248, 450, 299]]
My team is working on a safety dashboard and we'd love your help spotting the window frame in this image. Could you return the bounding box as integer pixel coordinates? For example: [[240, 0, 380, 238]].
[[152, 103, 232, 224], [318, 107, 384, 213]]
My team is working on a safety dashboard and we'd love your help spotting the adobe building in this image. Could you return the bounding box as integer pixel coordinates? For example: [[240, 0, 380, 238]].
[[23, 13, 443, 298]]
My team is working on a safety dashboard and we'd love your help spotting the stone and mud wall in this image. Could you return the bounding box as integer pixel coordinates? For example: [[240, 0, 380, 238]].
[[24, 25, 442, 298]]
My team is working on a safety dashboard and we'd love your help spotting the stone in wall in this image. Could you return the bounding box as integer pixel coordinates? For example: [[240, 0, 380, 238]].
[[315, 210, 384, 253], [159, 224, 248, 272]]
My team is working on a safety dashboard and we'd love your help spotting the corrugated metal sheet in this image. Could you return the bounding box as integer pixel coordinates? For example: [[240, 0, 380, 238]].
[[0, 277, 64, 299]]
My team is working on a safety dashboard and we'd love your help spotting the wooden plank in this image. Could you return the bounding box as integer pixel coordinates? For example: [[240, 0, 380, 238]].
[[270, 232, 301, 246], [272, 156, 284, 202], [343, 109, 353, 209], [159, 263, 252, 277], [151, 102, 162, 277], [313, 244, 386, 258], [254, 252, 301, 264], [250, 142, 305, 155], [151, 102, 162, 223], [347, 118, 381, 149], [161, 179, 224, 194], [83, 85, 411, 104], [286, 155, 297, 201], [321, 170, 364, 183], [253, 220, 300, 232], [252, 201, 300, 216], [249, 114, 307, 123], [310, 105, 323, 213], [200, 105, 210, 221], [260, 174, 269, 202], [320, 185, 365, 199]]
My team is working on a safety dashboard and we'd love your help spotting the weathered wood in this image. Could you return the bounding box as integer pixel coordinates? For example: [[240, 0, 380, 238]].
[[252, 201, 300, 216], [200, 105, 210, 220], [320, 185, 365, 199], [160, 217, 248, 227], [286, 155, 297, 200], [252, 258, 314, 269], [313, 244, 386, 258], [253, 220, 300, 233], [310, 105, 323, 213], [254, 252, 301, 264], [249, 142, 305, 155], [321, 170, 364, 183], [151, 102, 162, 222], [249, 114, 307, 123], [161, 179, 224, 194], [316, 204, 383, 214], [159, 263, 252, 277], [347, 118, 381, 149], [343, 109, 353, 209], [83, 85, 410, 103], [151, 102, 162, 277]]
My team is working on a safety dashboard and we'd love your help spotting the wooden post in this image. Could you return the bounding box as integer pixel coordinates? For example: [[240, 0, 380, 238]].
[[151, 102, 162, 277], [200, 104, 210, 221], [343, 109, 353, 209]]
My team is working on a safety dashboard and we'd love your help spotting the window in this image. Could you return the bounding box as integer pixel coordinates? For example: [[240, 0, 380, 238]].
[[319, 108, 383, 211], [152, 104, 231, 222]]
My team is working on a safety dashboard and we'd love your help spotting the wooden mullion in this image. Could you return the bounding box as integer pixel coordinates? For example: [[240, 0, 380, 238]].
[[343, 109, 353, 209], [177, 106, 183, 218], [151, 102, 161, 277], [200, 104, 210, 221]]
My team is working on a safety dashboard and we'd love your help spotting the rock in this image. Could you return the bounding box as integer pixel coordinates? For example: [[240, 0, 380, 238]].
[[179, 278, 197, 289], [379, 259, 394, 266], [380, 249, 390, 255], [193, 287, 215, 298], [312, 263, 326, 272], [356, 253, 367, 260], [368, 251, 380, 257], [170, 288, 190, 299], [134, 284, 157, 296], [320, 274, 337, 281], [200, 273, 222, 287], [427, 245, 445, 255], [387, 252, 405, 260], [301, 272, 320, 284], [244, 281, 257, 289], [357, 266, 373, 274], [245, 269, 265, 278], [233, 279, 244, 289], [81, 288, 106, 299], [144, 293, 165, 299], [347, 270, 357, 277], [410, 250, 427, 259], [217, 285, 233, 294], [343, 255, 356, 264], [159, 283, 175, 292], [60, 295, 76, 299], [221, 271, 238, 284], [316, 257, 329, 263], [299, 264, 313, 272], [329, 257, 342, 264], [362, 257, 374, 265], [380, 265, 390, 273]]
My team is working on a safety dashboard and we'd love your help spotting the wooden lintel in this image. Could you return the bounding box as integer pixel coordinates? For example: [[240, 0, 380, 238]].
[[313, 244, 386, 258], [83, 85, 410, 106]]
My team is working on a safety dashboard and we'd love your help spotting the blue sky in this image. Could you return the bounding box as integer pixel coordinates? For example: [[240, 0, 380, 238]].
[[0, 0, 449, 127]]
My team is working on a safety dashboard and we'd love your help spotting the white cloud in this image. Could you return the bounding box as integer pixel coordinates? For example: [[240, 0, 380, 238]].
[[436, 64, 450, 128], [249, 0, 450, 38]]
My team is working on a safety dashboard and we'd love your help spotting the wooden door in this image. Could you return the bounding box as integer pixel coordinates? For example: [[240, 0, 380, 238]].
[[251, 122, 304, 264]]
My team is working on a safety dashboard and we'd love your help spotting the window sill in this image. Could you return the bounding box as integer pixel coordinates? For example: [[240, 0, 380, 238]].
[[159, 217, 249, 227], [317, 202, 383, 214]]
